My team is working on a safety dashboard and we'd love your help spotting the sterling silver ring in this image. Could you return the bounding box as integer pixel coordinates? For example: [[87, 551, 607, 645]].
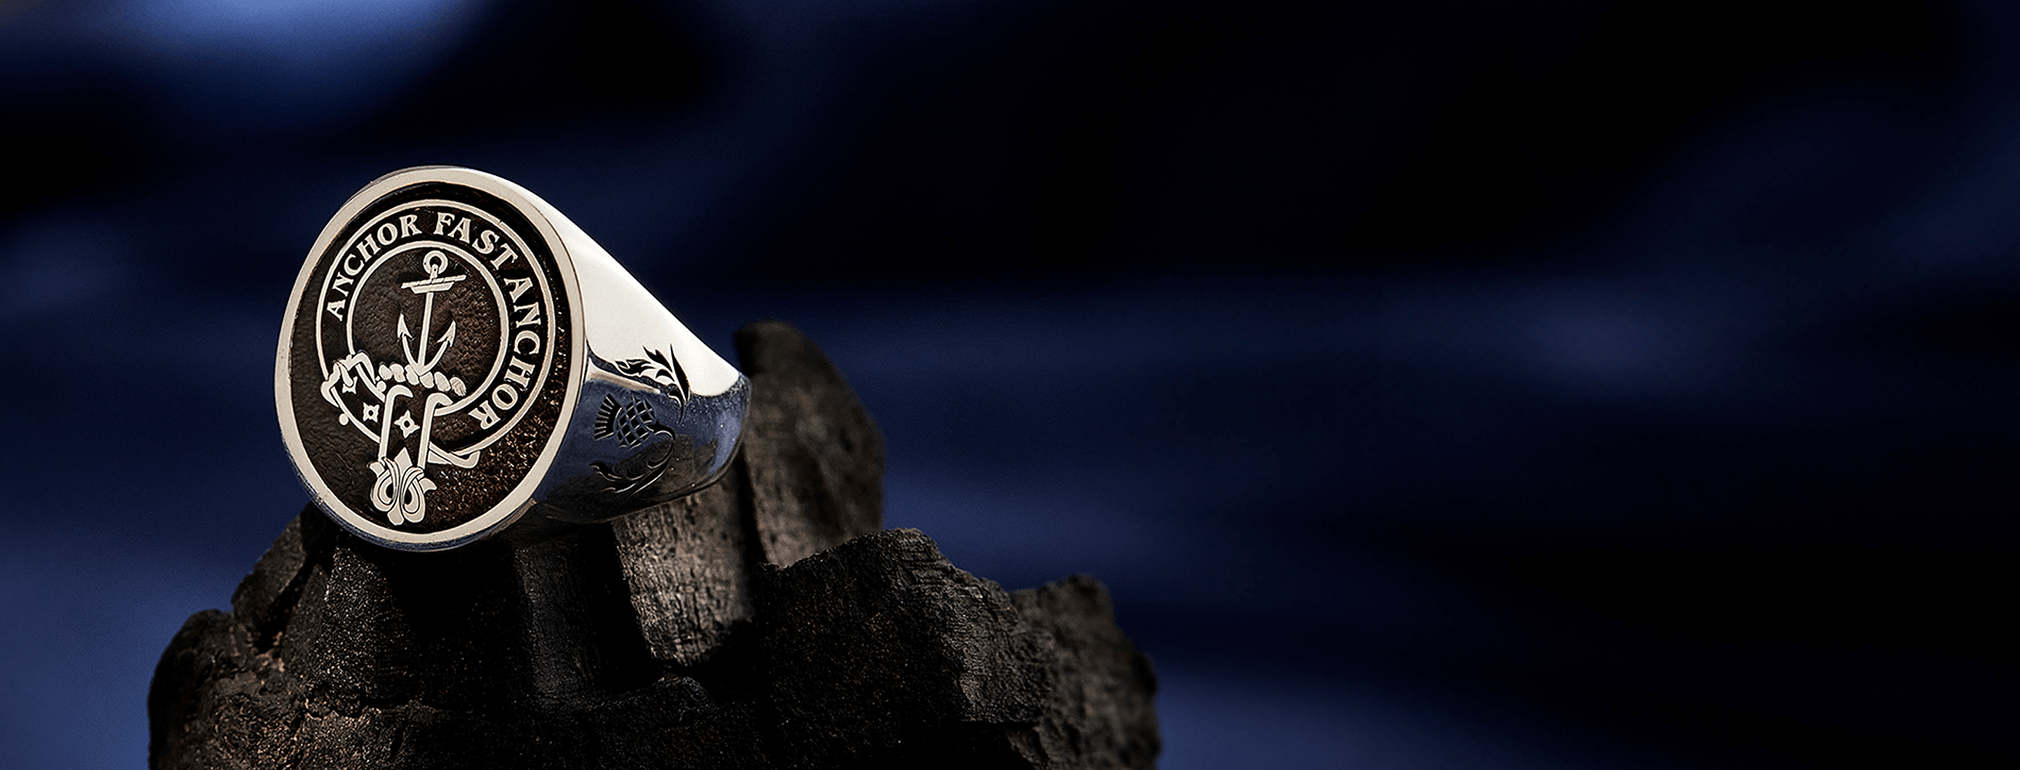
[[276, 166, 748, 551]]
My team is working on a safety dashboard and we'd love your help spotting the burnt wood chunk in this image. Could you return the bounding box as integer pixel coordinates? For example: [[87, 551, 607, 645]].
[[1012, 576, 1163, 770], [149, 322, 1156, 769], [611, 460, 758, 666], [735, 320, 885, 565], [758, 528, 1054, 767]]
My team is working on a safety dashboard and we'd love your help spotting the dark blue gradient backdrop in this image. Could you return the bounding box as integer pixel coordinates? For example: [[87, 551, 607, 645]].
[[3, 1, 2016, 767]]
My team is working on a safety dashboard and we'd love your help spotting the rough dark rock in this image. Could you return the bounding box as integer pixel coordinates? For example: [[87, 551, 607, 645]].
[[150, 321, 1156, 769]]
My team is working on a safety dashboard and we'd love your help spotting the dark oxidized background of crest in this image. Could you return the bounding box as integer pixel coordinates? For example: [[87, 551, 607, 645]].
[[1, 1, 2016, 768]]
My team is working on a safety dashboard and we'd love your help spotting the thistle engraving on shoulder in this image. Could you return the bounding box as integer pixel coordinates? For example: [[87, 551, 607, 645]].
[[588, 345, 692, 496]]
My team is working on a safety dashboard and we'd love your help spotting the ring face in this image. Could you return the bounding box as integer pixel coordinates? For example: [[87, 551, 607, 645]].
[[281, 177, 577, 549]]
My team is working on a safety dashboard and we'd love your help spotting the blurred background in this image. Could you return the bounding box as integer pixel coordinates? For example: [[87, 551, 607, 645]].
[[2, 0, 2016, 766]]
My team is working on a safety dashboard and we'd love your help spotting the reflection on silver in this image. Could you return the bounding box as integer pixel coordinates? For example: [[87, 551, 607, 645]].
[[277, 166, 748, 551]]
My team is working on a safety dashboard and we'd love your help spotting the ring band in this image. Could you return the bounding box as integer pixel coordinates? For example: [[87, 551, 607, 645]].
[[276, 166, 749, 551]]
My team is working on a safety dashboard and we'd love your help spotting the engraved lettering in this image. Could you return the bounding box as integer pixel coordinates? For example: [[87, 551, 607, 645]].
[[332, 274, 354, 296], [375, 223, 398, 244], [475, 229, 498, 254], [399, 214, 421, 238], [490, 245, 518, 270], [491, 383, 519, 410], [503, 276, 533, 302], [512, 302, 541, 328], [326, 299, 345, 320], [435, 212, 457, 235], [469, 401, 500, 428], [354, 236, 380, 260], [450, 217, 472, 244], [503, 355, 535, 387], [512, 331, 540, 356]]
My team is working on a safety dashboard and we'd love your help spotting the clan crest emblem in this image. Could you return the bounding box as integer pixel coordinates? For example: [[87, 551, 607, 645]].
[[281, 185, 571, 546]]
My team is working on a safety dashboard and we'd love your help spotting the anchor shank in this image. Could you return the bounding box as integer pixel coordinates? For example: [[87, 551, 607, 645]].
[[416, 292, 436, 368]]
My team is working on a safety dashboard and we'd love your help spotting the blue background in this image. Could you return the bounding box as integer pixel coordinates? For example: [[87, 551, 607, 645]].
[[2, 1, 2015, 767]]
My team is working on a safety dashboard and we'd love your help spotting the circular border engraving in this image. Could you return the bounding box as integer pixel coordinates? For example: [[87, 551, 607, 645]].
[[279, 171, 581, 550]]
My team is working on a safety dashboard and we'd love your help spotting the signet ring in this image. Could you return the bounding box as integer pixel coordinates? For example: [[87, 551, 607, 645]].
[[276, 166, 749, 551]]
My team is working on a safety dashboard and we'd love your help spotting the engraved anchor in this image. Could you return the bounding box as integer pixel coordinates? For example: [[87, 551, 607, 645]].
[[368, 250, 470, 525], [398, 249, 463, 382]]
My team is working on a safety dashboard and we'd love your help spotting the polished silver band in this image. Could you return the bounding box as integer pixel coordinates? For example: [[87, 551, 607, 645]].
[[276, 166, 748, 551]]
